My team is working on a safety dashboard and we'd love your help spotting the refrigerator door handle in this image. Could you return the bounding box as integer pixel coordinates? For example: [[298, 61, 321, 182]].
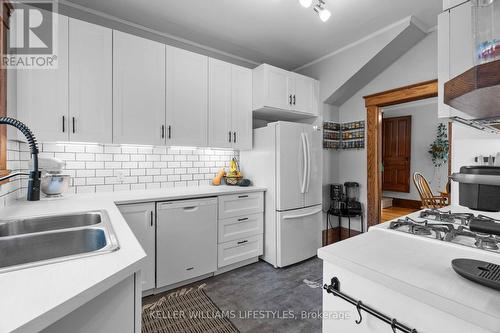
[[283, 208, 322, 220], [304, 133, 311, 193], [300, 133, 308, 194]]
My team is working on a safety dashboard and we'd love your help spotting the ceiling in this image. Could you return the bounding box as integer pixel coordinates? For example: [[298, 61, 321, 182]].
[[64, 0, 442, 70]]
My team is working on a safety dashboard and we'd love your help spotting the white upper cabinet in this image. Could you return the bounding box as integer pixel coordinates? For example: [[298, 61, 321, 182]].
[[69, 18, 112, 143], [208, 58, 232, 149], [293, 73, 316, 115], [113, 31, 166, 145], [231, 65, 252, 150], [166, 46, 208, 147], [208, 58, 252, 150], [17, 14, 69, 142], [438, 0, 474, 119], [253, 64, 319, 119]]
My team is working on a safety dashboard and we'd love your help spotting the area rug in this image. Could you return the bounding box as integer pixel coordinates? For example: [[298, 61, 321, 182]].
[[142, 285, 239, 333]]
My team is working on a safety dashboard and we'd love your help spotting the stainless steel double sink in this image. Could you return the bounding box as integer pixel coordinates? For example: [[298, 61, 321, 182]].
[[0, 211, 119, 274]]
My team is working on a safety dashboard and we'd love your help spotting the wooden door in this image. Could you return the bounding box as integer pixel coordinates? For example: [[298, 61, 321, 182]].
[[166, 46, 208, 147], [113, 30, 165, 145], [382, 116, 412, 192], [69, 18, 112, 143], [231, 65, 252, 150]]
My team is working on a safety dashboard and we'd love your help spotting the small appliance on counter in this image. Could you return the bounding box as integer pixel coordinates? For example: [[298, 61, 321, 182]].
[[33, 158, 71, 197], [450, 166, 500, 211]]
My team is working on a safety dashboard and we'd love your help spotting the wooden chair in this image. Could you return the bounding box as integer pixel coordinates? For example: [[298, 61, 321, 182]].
[[413, 172, 448, 209]]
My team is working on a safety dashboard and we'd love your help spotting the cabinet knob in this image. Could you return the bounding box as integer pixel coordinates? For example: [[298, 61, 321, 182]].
[[237, 240, 248, 245], [289, 95, 292, 105], [161, 125, 165, 139], [293, 95, 296, 105], [233, 131, 237, 143], [168, 125, 172, 139], [72, 117, 76, 134], [228, 131, 232, 143], [62, 116, 65, 133]]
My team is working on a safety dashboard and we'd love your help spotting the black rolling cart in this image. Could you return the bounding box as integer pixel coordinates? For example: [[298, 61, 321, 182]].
[[326, 182, 364, 244]]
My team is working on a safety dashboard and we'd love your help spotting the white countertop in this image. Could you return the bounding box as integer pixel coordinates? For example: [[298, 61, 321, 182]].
[[0, 185, 265, 333], [318, 227, 500, 332]]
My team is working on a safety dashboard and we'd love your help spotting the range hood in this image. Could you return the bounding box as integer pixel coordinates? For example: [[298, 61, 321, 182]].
[[450, 116, 500, 135], [444, 59, 500, 133]]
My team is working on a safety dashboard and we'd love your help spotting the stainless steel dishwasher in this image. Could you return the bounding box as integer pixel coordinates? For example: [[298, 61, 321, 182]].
[[156, 197, 217, 288]]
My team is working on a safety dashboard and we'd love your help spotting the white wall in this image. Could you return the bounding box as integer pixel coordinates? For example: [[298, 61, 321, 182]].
[[382, 98, 448, 201], [299, 30, 438, 231], [451, 123, 500, 204]]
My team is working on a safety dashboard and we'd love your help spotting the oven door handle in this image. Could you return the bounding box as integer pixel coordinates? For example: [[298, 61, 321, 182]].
[[450, 173, 500, 186]]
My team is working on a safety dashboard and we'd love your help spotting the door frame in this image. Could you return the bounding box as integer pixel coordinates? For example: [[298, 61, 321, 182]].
[[363, 80, 439, 227]]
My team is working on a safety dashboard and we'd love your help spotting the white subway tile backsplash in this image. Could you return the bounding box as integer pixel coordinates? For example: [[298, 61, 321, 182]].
[[0, 141, 238, 204]]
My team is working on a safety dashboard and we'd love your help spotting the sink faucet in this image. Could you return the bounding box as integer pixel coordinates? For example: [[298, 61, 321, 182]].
[[0, 117, 40, 201]]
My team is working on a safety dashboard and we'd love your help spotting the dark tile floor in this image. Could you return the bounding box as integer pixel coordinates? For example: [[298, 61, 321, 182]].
[[145, 257, 323, 333]]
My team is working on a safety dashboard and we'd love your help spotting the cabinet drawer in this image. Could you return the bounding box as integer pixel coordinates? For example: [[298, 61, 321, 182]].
[[218, 234, 263, 268], [218, 192, 263, 219], [218, 213, 263, 243]]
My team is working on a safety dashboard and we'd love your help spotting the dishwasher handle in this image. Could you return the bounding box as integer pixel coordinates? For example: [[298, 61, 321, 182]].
[[157, 198, 217, 210]]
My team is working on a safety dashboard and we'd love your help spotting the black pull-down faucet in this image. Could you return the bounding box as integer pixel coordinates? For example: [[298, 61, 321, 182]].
[[0, 117, 40, 201]]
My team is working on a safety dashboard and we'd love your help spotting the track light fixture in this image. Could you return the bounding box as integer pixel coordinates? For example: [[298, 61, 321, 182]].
[[299, 0, 331, 22], [314, 0, 331, 22]]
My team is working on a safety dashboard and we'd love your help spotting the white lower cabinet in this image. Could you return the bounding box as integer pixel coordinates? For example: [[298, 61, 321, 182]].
[[118, 191, 264, 293], [156, 198, 217, 288], [41, 274, 137, 333], [218, 235, 263, 268], [218, 192, 264, 219], [217, 193, 264, 269], [118, 203, 156, 291], [218, 213, 263, 243]]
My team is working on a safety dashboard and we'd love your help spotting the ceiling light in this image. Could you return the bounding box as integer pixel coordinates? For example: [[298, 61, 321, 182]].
[[299, 0, 313, 8], [314, 0, 331, 22], [318, 8, 331, 22]]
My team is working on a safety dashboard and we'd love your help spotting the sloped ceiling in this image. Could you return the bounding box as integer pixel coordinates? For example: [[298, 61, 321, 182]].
[[62, 0, 441, 70]]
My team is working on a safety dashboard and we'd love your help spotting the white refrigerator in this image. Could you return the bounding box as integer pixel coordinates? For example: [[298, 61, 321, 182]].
[[240, 121, 322, 268]]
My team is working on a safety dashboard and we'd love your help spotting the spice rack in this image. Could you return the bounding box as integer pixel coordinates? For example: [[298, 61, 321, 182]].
[[323, 121, 365, 150]]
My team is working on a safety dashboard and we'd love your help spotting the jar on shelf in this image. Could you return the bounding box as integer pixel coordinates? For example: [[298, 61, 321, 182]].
[[472, 0, 499, 64]]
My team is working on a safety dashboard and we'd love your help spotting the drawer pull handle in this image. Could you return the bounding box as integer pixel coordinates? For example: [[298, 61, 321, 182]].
[[186, 267, 194, 271], [238, 217, 249, 221], [238, 195, 249, 198], [237, 240, 248, 245]]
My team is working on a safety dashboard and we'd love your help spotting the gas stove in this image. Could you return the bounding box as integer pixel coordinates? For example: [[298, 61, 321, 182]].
[[388, 209, 500, 253]]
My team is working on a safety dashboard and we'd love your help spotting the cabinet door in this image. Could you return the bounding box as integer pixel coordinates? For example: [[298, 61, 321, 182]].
[[118, 203, 156, 291], [166, 46, 208, 147], [293, 74, 314, 115], [16, 14, 68, 142], [113, 31, 165, 145], [265, 65, 291, 110], [69, 19, 112, 143], [208, 58, 232, 148], [231, 65, 252, 150]]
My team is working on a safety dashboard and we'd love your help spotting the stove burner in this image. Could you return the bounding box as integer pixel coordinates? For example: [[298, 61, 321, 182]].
[[419, 210, 474, 225], [388, 216, 500, 253], [411, 226, 432, 236], [475, 237, 500, 250]]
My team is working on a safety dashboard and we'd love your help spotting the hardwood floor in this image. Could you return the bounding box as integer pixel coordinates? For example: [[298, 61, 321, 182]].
[[382, 206, 419, 222]]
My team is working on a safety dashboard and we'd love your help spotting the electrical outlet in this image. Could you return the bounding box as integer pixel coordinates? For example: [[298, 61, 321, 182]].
[[116, 170, 125, 183]]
